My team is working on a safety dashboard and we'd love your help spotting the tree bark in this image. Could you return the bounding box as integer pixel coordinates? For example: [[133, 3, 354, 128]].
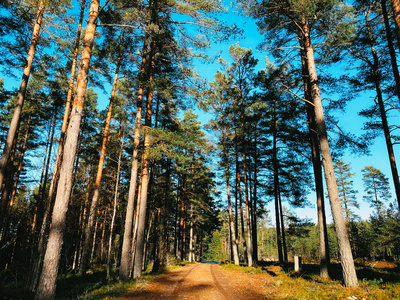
[[0, 1, 45, 191], [79, 27, 125, 276], [302, 22, 358, 287], [35, 1, 100, 298], [119, 38, 148, 281], [47, 0, 86, 205], [107, 123, 125, 279], [300, 47, 330, 278], [252, 126, 258, 263], [221, 120, 239, 265], [133, 25, 157, 278], [381, 0, 400, 104], [364, 9, 400, 211], [8, 114, 32, 215], [242, 138, 253, 266], [272, 101, 283, 263]]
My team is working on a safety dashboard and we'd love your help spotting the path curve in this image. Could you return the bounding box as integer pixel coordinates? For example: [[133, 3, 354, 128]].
[[118, 263, 265, 300]]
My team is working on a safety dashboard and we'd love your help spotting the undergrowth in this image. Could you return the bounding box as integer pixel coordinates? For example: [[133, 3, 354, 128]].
[[221, 261, 400, 299]]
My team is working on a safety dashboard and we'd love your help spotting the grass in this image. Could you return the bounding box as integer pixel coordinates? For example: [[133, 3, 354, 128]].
[[2, 260, 399, 299], [221, 260, 400, 299]]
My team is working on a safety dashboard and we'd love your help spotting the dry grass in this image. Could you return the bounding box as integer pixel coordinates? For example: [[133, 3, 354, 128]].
[[220, 260, 400, 300]]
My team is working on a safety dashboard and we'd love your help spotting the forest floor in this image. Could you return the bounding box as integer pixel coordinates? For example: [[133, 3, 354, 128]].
[[81, 260, 400, 300], [2, 260, 400, 299]]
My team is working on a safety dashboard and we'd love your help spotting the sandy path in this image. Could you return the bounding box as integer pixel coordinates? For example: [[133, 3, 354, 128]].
[[118, 263, 266, 299]]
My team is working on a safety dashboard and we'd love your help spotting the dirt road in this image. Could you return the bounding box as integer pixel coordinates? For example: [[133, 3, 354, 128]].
[[118, 263, 266, 299]]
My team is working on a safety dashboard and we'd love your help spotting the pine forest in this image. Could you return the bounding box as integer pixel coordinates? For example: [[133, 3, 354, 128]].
[[1, 0, 400, 299]]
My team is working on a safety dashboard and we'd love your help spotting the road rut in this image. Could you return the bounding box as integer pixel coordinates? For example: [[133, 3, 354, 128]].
[[118, 263, 265, 299]]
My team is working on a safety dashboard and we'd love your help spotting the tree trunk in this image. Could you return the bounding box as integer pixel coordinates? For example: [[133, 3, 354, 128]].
[[35, 1, 100, 298], [178, 177, 186, 260], [303, 22, 358, 287], [79, 27, 125, 276], [221, 123, 239, 265], [107, 123, 125, 279], [278, 188, 288, 262], [364, 6, 400, 211], [272, 102, 283, 263], [133, 26, 157, 278], [0, 1, 45, 190], [381, 0, 400, 104], [252, 126, 258, 263], [242, 144, 253, 266], [119, 38, 148, 281], [8, 114, 32, 215], [188, 204, 194, 262], [300, 47, 330, 278], [47, 0, 86, 205]]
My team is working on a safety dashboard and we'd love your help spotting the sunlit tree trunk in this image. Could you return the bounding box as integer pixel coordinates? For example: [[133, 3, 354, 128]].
[[35, 1, 100, 298], [252, 126, 258, 263], [47, 0, 86, 205], [303, 20, 358, 287], [79, 27, 125, 276], [221, 121, 239, 265], [381, 0, 400, 104], [0, 1, 45, 191], [363, 8, 400, 211], [31, 3, 86, 290], [119, 38, 148, 281], [133, 28, 157, 278], [300, 47, 330, 278], [272, 100, 283, 262]]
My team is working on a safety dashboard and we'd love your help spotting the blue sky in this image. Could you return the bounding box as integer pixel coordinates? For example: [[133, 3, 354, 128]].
[[2, 0, 398, 224]]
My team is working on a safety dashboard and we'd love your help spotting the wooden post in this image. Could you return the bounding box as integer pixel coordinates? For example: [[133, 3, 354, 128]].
[[294, 256, 302, 272]]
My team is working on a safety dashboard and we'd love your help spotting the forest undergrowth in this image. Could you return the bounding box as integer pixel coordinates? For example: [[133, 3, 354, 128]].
[[2, 260, 399, 299]]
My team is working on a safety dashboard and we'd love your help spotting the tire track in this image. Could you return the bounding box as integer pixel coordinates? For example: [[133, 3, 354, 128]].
[[210, 264, 231, 299], [165, 263, 198, 299]]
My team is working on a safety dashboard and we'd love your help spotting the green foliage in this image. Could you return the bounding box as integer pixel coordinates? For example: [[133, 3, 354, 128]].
[[362, 166, 391, 217], [334, 159, 359, 222]]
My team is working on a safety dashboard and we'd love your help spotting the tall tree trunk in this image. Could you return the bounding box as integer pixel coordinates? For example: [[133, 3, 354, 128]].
[[0, 1, 45, 190], [300, 47, 330, 278], [302, 22, 358, 287], [79, 27, 125, 276], [47, 0, 86, 204], [272, 101, 283, 262], [35, 1, 100, 298], [365, 12, 400, 212], [133, 24, 157, 278], [107, 123, 125, 279], [225, 164, 240, 265], [119, 38, 148, 282], [31, 4, 86, 290], [278, 186, 288, 262], [242, 140, 253, 266], [252, 126, 258, 263], [0, 114, 31, 243], [221, 123, 239, 265], [237, 159, 246, 261], [178, 177, 186, 260], [188, 204, 194, 262]]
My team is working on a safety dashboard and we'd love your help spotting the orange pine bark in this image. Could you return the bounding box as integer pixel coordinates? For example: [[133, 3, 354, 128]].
[[35, 0, 100, 298], [0, 1, 45, 196]]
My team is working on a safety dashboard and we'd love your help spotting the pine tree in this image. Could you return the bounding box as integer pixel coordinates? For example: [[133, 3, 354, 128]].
[[334, 160, 359, 223], [241, 0, 359, 286], [362, 165, 391, 217]]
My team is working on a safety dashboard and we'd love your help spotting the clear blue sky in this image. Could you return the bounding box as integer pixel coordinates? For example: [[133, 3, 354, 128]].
[[2, 0, 397, 223]]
